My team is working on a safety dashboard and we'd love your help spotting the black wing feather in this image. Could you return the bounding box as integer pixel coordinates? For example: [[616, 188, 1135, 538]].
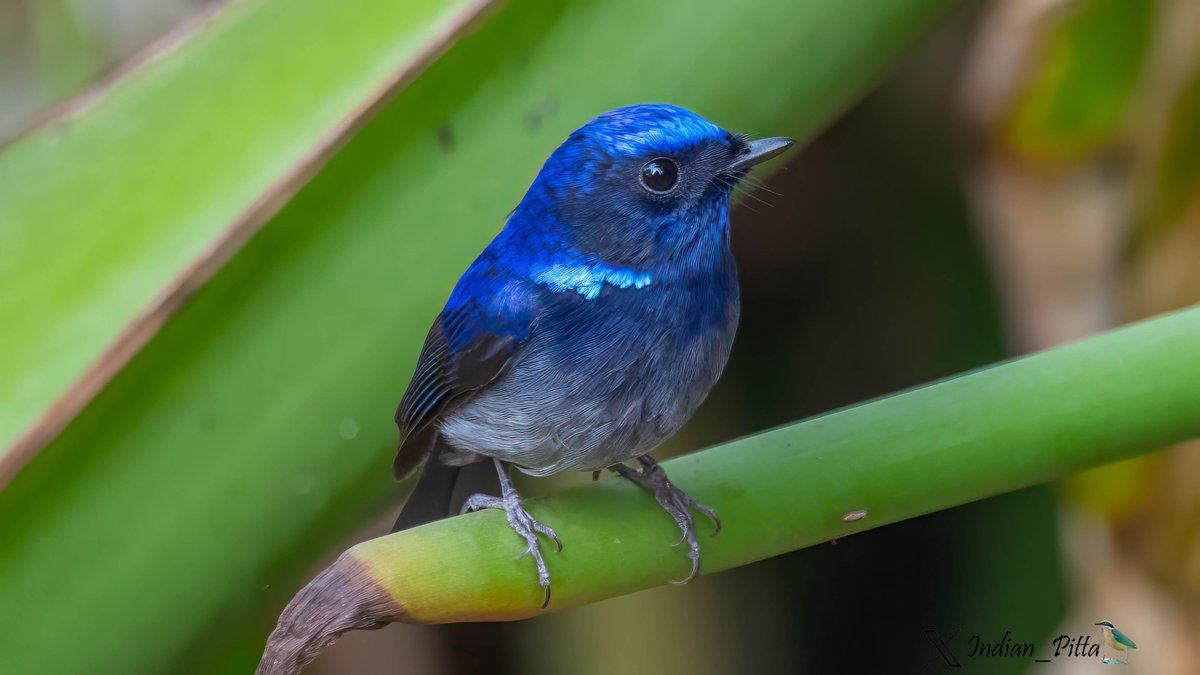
[[393, 304, 518, 479]]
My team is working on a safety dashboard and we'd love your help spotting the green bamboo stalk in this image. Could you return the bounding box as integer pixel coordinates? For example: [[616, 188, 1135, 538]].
[[259, 305, 1200, 674]]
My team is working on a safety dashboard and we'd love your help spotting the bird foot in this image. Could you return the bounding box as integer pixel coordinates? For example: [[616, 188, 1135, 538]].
[[461, 471, 561, 608], [613, 457, 720, 584]]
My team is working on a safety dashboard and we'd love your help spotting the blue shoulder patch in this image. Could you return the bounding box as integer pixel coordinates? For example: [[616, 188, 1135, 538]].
[[533, 261, 653, 300]]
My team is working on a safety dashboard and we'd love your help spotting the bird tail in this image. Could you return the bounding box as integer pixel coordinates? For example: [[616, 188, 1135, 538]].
[[391, 451, 498, 532], [392, 458, 460, 532]]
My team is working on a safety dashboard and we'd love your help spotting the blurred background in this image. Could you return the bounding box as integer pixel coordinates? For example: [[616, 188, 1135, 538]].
[[3, 0, 1199, 673]]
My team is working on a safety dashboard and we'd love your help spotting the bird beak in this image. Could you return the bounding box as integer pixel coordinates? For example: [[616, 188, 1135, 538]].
[[728, 137, 794, 172]]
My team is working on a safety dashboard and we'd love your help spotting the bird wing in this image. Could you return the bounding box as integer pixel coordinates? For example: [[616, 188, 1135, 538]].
[[1111, 629, 1136, 649], [392, 274, 537, 479]]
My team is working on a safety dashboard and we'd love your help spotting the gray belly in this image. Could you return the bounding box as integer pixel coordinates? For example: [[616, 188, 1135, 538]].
[[437, 287, 738, 476]]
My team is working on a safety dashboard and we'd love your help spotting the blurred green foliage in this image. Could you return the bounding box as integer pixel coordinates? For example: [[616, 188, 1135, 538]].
[[1003, 0, 1153, 161], [0, 0, 485, 460], [1154, 69, 1200, 225]]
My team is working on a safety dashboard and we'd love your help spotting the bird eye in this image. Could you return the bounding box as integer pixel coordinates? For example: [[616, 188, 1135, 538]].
[[639, 158, 679, 194]]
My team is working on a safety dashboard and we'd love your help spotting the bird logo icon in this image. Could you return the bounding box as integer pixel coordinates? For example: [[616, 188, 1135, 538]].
[[1094, 620, 1137, 665]]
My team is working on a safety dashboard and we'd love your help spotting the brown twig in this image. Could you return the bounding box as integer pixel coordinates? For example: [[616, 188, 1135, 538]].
[[256, 554, 406, 675]]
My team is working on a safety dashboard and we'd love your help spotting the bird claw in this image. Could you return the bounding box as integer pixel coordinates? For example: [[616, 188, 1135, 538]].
[[460, 494, 504, 514], [614, 458, 719, 584], [530, 518, 563, 552], [669, 544, 702, 585], [463, 460, 559, 609]]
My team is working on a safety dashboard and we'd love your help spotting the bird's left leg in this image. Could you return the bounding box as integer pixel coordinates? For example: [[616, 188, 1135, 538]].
[[612, 455, 720, 584], [461, 458, 562, 608]]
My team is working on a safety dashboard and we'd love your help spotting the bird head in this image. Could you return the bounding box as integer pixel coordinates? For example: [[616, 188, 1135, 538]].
[[1095, 621, 1115, 630], [524, 104, 792, 265]]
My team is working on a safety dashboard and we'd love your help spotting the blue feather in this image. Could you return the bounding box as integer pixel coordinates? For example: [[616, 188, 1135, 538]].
[[531, 261, 653, 299], [396, 103, 782, 476]]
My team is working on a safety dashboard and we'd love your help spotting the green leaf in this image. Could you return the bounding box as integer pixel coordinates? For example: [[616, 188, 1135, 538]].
[[0, 0, 493, 471], [1003, 0, 1154, 161], [0, 0, 954, 672], [1151, 68, 1200, 227], [259, 305, 1200, 673]]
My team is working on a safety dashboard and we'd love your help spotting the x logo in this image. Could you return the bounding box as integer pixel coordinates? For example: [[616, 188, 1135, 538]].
[[923, 629, 961, 667]]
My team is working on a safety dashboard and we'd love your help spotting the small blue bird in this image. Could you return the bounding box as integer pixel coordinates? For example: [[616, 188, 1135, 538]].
[[392, 104, 792, 606]]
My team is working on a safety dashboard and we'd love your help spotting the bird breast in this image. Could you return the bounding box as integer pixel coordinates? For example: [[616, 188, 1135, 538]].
[[438, 271, 739, 475]]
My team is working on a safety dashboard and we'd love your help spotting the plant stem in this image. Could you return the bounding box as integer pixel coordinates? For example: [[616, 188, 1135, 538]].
[[259, 305, 1200, 674]]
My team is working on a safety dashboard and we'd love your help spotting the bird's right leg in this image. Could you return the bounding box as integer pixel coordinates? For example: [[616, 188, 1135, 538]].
[[611, 455, 720, 584], [461, 458, 562, 608]]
